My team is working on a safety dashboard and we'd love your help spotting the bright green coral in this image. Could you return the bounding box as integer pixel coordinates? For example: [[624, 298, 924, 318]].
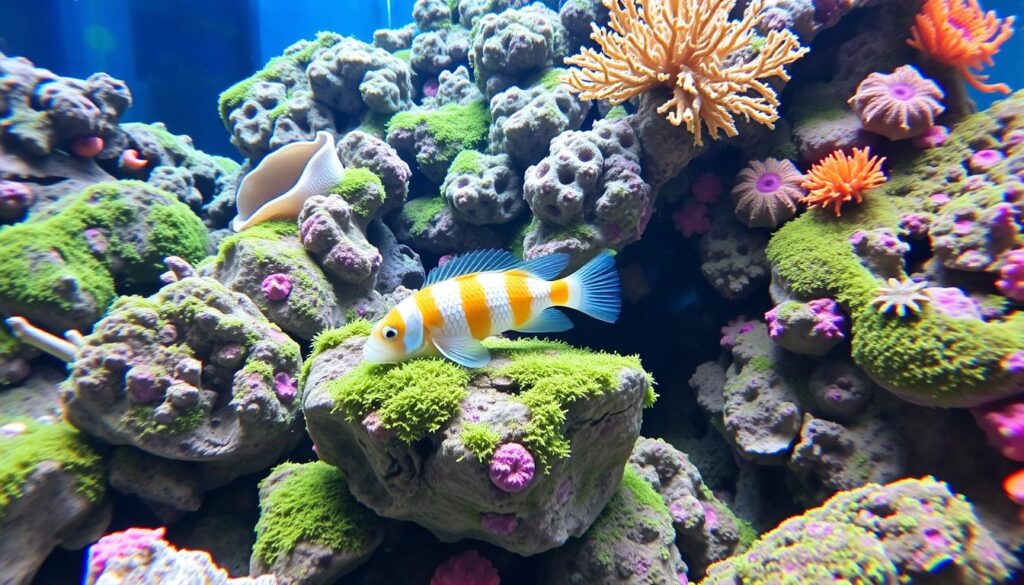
[[447, 150, 485, 176], [0, 181, 208, 315], [0, 419, 105, 520], [253, 461, 380, 565]]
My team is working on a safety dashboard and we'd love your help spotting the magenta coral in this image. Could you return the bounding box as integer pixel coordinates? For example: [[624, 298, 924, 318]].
[[911, 125, 949, 149], [731, 158, 805, 228], [274, 372, 297, 403], [720, 316, 755, 349], [691, 173, 722, 204], [849, 65, 945, 141], [997, 249, 1024, 302], [672, 200, 710, 237], [489, 442, 535, 493], [925, 287, 982, 320], [86, 527, 166, 582], [430, 550, 501, 585], [261, 273, 293, 301], [971, 396, 1024, 462], [969, 149, 1005, 172]]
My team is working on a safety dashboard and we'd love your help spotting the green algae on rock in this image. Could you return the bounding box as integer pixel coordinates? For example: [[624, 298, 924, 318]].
[[252, 461, 384, 582], [386, 100, 490, 183], [0, 181, 208, 334], [0, 418, 105, 519], [303, 333, 653, 555], [701, 477, 1017, 585], [766, 91, 1024, 407]]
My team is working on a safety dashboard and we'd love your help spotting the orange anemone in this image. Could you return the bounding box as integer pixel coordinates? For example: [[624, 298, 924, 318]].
[[908, 0, 1016, 94], [801, 147, 887, 217]]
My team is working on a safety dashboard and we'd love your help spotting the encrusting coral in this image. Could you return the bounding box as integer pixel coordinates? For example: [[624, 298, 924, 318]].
[[731, 158, 805, 229], [564, 0, 808, 146]]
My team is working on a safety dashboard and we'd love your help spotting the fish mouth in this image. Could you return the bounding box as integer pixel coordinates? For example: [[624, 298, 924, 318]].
[[362, 341, 396, 363]]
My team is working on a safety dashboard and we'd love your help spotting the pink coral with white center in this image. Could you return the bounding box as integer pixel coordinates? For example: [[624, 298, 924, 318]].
[[430, 550, 500, 585], [672, 200, 710, 237], [731, 158, 806, 228], [997, 249, 1024, 302], [969, 149, 1005, 172], [87, 527, 166, 581], [489, 442, 535, 492], [849, 65, 945, 141]]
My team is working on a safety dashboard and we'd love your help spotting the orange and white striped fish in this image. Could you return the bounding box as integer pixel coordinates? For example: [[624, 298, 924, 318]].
[[363, 249, 620, 368]]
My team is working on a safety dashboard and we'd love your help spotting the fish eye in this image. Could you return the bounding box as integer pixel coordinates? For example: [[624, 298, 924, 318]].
[[382, 327, 398, 340]]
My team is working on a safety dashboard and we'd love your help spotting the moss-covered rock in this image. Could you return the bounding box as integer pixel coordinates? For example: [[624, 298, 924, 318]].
[[386, 100, 490, 183], [766, 91, 1024, 407], [0, 181, 209, 333], [251, 461, 385, 583], [303, 334, 654, 555]]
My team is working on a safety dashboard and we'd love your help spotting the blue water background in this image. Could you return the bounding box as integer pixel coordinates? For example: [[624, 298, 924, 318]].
[[0, 0, 1020, 159]]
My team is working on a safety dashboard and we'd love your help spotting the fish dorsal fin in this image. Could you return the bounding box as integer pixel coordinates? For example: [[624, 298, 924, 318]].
[[425, 249, 521, 285], [433, 336, 491, 368], [518, 253, 571, 281]]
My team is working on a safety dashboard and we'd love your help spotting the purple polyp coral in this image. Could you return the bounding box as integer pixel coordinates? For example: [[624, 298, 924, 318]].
[[489, 442, 536, 493], [480, 512, 519, 536], [912, 125, 949, 149], [261, 273, 293, 301], [807, 299, 845, 340], [720, 317, 755, 349], [900, 213, 931, 238], [971, 396, 1024, 461], [756, 172, 781, 192], [969, 149, 1005, 172], [0, 180, 34, 220], [87, 527, 166, 580], [273, 372, 297, 403], [926, 287, 982, 320], [997, 249, 1024, 302]]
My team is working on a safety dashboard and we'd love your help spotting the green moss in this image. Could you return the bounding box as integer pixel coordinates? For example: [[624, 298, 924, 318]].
[[747, 355, 775, 374], [124, 404, 205, 438], [300, 320, 373, 386], [215, 220, 299, 266], [487, 338, 655, 472], [393, 48, 412, 61], [508, 218, 532, 259], [0, 181, 207, 313], [330, 358, 471, 442], [329, 168, 385, 217], [218, 32, 340, 123], [400, 196, 447, 237], [736, 517, 758, 550], [621, 466, 668, 514], [585, 467, 674, 569], [0, 418, 105, 519], [253, 461, 378, 565], [358, 110, 393, 139], [211, 155, 240, 174], [387, 101, 490, 165], [0, 322, 22, 359], [461, 422, 501, 461], [530, 67, 568, 90], [447, 150, 484, 176], [605, 105, 628, 121]]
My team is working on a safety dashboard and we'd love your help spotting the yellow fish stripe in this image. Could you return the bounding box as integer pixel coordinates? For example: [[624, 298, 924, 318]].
[[414, 286, 444, 330], [504, 272, 533, 327], [550, 279, 569, 306], [457, 274, 491, 339]]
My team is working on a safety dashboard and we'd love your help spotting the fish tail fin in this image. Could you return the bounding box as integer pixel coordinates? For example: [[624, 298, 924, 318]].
[[560, 251, 620, 323]]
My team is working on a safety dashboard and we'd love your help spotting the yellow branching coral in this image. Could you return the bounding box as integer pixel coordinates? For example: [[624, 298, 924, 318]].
[[564, 0, 808, 146]]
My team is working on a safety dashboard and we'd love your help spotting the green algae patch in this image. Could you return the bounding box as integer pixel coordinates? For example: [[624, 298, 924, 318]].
[[0, 418, 105, 519], [487, 338, 655, 473], [387, 100, 491, 163], [0, 181, 208, 314], [329, 168, 385, 217], [301, 320, 373, 386], [400, 196, 447, 237], [331, 358, 471, 442], [447, 150, 484, 176], [461, 422, 501, 461], [218, 31, 341, 123], [585, 467, 675, 570], [254, 461, 379, 565], [214, 220, 299, 265], [124, 403, 205, 438]]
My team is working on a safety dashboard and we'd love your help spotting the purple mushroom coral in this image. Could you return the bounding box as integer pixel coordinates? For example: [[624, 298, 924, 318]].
[[489, 442, 535, 493]]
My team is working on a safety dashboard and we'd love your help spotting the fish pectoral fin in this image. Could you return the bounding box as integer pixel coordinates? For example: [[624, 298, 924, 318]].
[[511, 307, 573, 333], [433, 336, 491, 369]]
